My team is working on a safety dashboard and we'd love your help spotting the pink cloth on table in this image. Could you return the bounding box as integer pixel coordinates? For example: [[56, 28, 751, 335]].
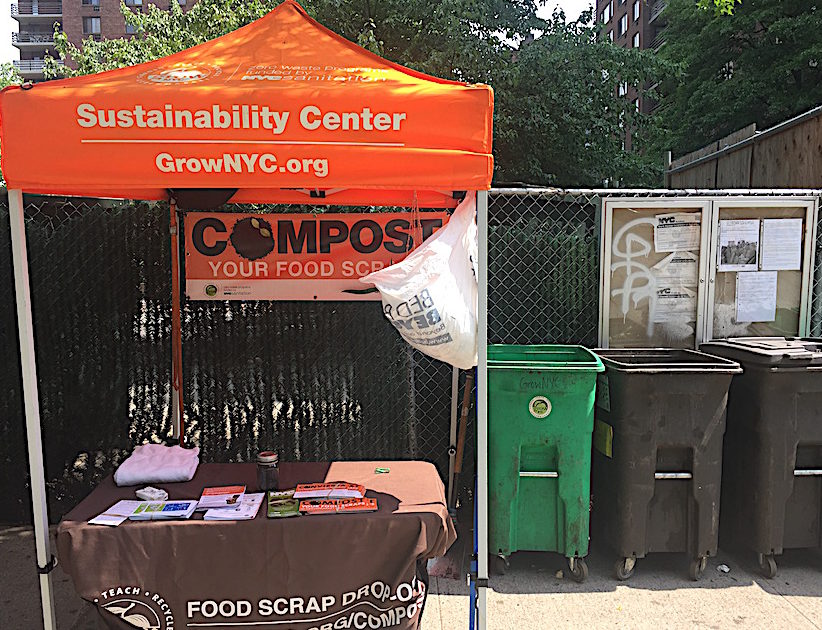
[[113, 443, 200, 487]]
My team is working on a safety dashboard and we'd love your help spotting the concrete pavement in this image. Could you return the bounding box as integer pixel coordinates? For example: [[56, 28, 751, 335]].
[[4, 524, 822, 629], [423, 547, 822, 630]]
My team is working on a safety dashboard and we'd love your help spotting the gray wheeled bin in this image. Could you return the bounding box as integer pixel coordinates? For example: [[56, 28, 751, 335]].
[[700, 337, 822, 578], [592, 349, 741, 581]]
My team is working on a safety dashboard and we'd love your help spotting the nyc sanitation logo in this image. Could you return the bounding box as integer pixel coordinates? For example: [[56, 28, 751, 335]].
[[96, 585, 174, 629], [138, 62, 222, 84]]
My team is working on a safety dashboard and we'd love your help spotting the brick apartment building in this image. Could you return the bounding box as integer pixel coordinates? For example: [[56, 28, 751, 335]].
[[12, 0, 198, 81], [596, 0, 667, 114]]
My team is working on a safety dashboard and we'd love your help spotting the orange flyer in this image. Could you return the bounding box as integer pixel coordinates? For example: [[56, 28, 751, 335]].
[[198, 485, 246, 509], [336, 498, 378, 513], [299, 498, 378, 514], [294, 482, 366, 500], [299, 500, 340, 515]]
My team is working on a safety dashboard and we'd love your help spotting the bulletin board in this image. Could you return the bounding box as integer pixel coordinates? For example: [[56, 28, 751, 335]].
[[706, 200, 816, 340], [598, 196, 819, 349], [599, 199, 711, 348]]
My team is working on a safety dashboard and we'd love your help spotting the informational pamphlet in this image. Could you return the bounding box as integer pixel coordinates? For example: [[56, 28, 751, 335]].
[[129, 500, 199, 520], [197, 485, 246, 510], [267, 490, 301, 519], [90, 499, 199, 525], [736, 271, 778, 322], [204, 493, 265, 521], [88, 500, 143, 527], [718, 219, 760, 272], [293, 482, 366, 500], [654, 213, 701, 253], [760, 218, 803, 271], [299, 498, 378, 515]]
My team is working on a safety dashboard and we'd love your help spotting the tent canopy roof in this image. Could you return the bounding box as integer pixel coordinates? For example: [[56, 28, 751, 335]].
[[0, 0, 493, 206]]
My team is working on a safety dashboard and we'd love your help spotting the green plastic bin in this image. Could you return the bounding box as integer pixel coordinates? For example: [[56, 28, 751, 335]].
[[488, 344, 604, 582]]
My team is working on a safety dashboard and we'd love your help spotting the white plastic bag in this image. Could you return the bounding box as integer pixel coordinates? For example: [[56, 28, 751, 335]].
[[360, 192, 478, 369]]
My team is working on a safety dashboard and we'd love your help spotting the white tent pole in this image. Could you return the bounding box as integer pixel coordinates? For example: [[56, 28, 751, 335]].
[[8, 188, 58, 630], [476, 189, 489, 629]]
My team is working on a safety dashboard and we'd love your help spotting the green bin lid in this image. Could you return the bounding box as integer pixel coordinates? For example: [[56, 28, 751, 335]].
[[488, 344, 604, 371]]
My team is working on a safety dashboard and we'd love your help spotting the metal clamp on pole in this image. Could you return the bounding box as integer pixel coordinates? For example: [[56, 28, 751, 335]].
[[794, 469, 822, 476], [37, 555, 58, 575], [519, 471, 559, 478], [654, 472, 693, 480]]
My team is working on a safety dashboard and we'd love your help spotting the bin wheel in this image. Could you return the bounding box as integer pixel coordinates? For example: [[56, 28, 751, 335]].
[[759, 554, 777, 579], [568, 557, 588, 583], [615, 556, 636, 581], [688, 556, 708, 581], [490, 554, 508, 576]]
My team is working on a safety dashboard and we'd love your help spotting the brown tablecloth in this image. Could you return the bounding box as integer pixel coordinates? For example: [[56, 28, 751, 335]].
[[57, 461, 456, 630]]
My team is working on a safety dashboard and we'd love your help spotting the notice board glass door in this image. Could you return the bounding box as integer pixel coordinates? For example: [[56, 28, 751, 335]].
[[706, 201, 816, 340], [599, 200, 712, 348], [599, 197, 819, 349]]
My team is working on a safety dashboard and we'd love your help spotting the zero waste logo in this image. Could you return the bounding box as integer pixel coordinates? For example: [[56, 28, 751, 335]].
[[138, 63, 222, 85]]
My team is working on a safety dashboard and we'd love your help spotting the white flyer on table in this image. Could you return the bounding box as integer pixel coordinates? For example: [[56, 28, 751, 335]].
[[204, 493, 265, 521], [736, 271, 778, 322], [654, 213, 701, 253], [88, 500, 142, 527], [652, 251, 699, 286], [760, 218, 803, 271], [718, 219, 760, 272]]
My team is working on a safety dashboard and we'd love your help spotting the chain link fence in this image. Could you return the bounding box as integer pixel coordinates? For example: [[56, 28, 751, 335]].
[[488, 190, 601, 346], [0, 195, 455, 522], [2, 188, 821, 523]]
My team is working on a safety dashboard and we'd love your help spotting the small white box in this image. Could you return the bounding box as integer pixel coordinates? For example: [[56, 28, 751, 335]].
[[136, 486, 169, 502]]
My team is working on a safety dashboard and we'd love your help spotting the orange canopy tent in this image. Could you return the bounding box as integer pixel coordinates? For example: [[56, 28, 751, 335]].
[[2, 3, 493, 629], [0, 0, 493, 204]]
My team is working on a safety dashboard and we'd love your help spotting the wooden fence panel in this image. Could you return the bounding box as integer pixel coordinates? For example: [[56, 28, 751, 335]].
[[670, 141, 718, 188], [668, 111, 822, 189]]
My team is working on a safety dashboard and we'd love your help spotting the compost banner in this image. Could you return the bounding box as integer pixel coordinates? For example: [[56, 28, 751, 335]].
[[184, 212, 449, 300]]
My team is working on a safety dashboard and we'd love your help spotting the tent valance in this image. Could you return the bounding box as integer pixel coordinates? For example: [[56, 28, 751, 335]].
[[0, 0, 493, 202]]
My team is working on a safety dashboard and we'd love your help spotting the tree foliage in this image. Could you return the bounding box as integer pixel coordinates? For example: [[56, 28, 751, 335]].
[[0, 62, 22, 88], [697, 0, 742, 16], [494, 9, 670, 186], [659, 0, 822, 156], [44, 0, 667, 187]]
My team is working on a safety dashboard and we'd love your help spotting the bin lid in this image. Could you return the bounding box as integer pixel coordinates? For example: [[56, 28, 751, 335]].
[[488, 345, 604, 372], [700, 337, 822, 366], [593, 348, 741, 374]]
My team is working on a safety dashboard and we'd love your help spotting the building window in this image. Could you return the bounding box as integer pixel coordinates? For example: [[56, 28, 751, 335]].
[[618, 81, 628, 97], [125, 0, 143, 5], [82, 16, 101, 35], [633, 98, 640, 112], [125, 23, 137, 34], [618, 14, 628, 37], [608, 29, 614, 41], [633, 32, 640, 48], [81, 0, 100, 5], [601, 4, 611, 23], [633, 0, 640, 21]]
